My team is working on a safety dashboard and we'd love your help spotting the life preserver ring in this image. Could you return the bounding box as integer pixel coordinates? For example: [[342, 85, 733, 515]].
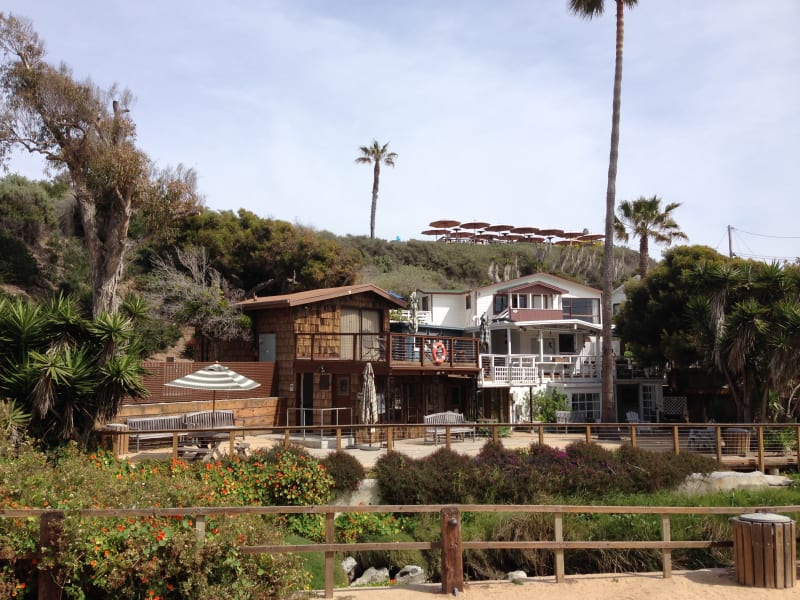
[[431, 341, 447, 365]]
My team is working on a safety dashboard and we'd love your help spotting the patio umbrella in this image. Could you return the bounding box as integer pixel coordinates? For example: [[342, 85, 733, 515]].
[[360, 363, 378, 448], [484, 224, 515, 232], [429, 219, 461, 228], [165, 362, 260, 425]]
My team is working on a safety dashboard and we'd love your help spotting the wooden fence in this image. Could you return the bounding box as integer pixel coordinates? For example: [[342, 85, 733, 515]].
[[3, 503, 799, 599]]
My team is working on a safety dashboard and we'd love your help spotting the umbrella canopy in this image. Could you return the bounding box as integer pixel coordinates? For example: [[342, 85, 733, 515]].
[[429, 219, 460, 228], [484, 224, 515, 232], [510, 226, 540, 235], [360, 363, 378, 447], [165, 362, 260, 424], [578, 233, 605, 242], [460, 220, 490, 231], [421, 228, 450, 236]]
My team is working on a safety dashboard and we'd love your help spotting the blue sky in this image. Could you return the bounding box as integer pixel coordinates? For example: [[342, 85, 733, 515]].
[[4, 1, 799, 261]]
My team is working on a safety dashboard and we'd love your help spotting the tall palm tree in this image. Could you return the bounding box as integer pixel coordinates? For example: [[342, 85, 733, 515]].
[[355, 140, 398, 240], [569, 0, 638, 423], [614, 195, 688, 277]]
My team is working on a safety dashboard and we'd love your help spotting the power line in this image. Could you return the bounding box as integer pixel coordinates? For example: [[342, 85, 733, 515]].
[[730, 226, 800, 240]]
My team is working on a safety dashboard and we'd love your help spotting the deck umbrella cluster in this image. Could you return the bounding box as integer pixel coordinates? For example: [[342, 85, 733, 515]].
[[421, 220, 604, 245]]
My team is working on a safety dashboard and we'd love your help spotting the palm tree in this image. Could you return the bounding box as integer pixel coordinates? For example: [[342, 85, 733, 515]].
[[355, 140, 398, 240], [614, 195, 688, 277], [569, 0, 638, 423]]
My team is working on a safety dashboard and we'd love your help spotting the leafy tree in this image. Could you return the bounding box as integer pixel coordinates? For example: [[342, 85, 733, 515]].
[[355, 140, 397, 240], [614, 195, 688, 276], [0, 174, 56, 245], [569, 0, 639, 422], [0, 294, 147, 447], [0, 14, 201, 316]]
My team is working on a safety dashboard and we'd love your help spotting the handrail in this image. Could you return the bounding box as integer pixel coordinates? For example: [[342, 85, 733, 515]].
[[99, 422, 800, 473], [4, 503, 799, 598]]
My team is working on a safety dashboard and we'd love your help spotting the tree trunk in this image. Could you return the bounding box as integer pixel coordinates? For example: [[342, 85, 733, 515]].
[[638, 234, 649, 277], [600, 0, 626, 423], [370, 162, 380, 240]]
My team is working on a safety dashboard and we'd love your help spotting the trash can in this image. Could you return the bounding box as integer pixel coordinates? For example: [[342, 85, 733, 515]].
[[102, 423, 129, 456], [723, 428, 751, 455], [731, 513, 796, 588]]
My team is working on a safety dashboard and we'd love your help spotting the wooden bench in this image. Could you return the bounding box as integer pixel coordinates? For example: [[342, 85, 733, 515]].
[[424, 411, 476, 444], [126, 415, 187, 451]]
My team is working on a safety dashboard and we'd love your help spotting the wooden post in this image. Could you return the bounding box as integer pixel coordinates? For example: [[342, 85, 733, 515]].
[[324, 510, 335, 599], [585, 425, 592, 444], [757, 427, 765, 474], [445, 426, 452, 449], [554, 512, 565, 583], [172, 431, 179, 461], [39, 510, 62, 600], [284, 428, 291, 449], [796, 425, 800, 473], [336, 427, 342, 450], [661, 514, 672, 578], [630, 425, 637, 448], [440, 507, 464, 595], [386, 426, 394, 452], [672, 426, 680, 455], [229, 431, 235, 457], [538, 423, 544, 446], [195, 514, 206, 542], [492, 424, 499, 443]]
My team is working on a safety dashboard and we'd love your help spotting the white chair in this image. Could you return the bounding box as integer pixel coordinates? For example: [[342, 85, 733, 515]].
[[626, 411, 652, 433]]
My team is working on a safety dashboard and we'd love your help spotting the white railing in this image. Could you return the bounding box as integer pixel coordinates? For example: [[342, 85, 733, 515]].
[[480, 354, 600, 385]]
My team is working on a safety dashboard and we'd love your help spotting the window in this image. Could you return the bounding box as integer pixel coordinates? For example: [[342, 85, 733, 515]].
[[511, 294, 528, 309], [465, 294, 471, 310], [493, 294, 508, 313], [421, 296, 430, 311], [532, 294, 551, 309], [562, 298, 600, 324], [570, 392, 600, 422]]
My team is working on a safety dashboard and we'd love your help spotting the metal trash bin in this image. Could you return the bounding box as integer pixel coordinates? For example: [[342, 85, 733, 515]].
[[723, 428, 750, 455], [731, 513, 796, 588]]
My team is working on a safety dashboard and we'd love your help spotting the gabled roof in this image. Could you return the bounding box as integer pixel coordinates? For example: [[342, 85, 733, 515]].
[[237, 283, 407, 310], [474, 272, 600, 296], [500, 281, 569, 295]]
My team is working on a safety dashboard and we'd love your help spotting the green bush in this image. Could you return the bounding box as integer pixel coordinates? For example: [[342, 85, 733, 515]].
[[373, 452, 423, 505], [320, 450, 366, 495]]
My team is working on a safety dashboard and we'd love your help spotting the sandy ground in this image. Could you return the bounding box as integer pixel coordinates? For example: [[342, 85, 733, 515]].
[[325, 569, 798, 599]]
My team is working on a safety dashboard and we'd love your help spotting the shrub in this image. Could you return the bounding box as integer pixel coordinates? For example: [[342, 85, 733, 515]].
[[373, 452, 423, 505], [320, 450, 366, 495], [415, 448, 475, 504]]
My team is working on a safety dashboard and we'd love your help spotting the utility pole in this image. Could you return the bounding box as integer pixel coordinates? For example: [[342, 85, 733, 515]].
[[728, 225, 734, 258]]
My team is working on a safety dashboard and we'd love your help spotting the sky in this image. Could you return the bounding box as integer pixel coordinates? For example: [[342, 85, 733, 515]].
[[3, 1, 799, 262]]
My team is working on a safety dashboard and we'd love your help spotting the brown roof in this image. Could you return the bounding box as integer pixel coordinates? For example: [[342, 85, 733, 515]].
[[237, 283, 406, 310]]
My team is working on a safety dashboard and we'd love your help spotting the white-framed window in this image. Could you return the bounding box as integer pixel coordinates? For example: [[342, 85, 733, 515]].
[[570, 392, 600, 422]]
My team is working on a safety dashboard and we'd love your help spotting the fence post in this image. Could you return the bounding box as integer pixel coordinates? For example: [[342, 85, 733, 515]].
[[661, 514, 672, 578], [39, 510, 63, 600], [195, 514, 206, 543], [630, 425, 637, 448], [492, 424, 499, 443], [554, 512, 565, 583], [585, 425, 592, 444], [672, 426, 680, 455], [283, 429, 291, 449], [538, 423, 544, 446], [324, 510, 335, 599], [757, 427, 765, 473], [440, 506, 464, 595], [172, 431, 179, 461], [386, 426, 394, 453], [796, 425, 800, 473]]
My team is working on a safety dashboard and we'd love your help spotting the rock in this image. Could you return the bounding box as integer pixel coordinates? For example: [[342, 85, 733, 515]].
[[507, 570, 527, 581], [679, 471, 792, 495], [341, 556, 358, 582], [351, 566, 390, 587], [395, 565, 426, 584]]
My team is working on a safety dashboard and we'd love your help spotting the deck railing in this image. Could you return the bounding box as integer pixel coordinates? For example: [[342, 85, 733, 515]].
[[5, 502, 799, 598], [294, 332, 479, 369]]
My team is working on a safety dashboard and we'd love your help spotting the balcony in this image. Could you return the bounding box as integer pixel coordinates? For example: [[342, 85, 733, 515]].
[[294, 332, 480, 370], [479, 354, 600, 386]]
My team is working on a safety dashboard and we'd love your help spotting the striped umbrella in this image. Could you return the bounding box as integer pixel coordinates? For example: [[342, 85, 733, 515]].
[[360, 362, 378, 448], [165, 362, 260, 425]]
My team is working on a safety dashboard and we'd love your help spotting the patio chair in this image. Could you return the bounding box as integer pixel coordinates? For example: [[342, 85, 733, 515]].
[[626, 411, 652, 433]]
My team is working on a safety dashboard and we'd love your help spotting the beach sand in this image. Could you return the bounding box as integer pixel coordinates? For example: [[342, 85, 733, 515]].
[[328, 568, 798, 599]]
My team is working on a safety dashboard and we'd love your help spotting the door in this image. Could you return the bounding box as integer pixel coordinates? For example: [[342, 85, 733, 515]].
[[258, 333, 276, 361], [641, 384, 660, 423]]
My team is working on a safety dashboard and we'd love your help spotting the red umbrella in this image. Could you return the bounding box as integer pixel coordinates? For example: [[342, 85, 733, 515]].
[[449, 231, 476, 239], [538, 228, 565, 237], [500, 233, 524, 242], [429, 219, 461, 228], [562, 231, 585, 239], [578, 233, 605, 242], [510, 226, 540, 235], [460, 221, 490, 231], [421, 228, 450, 236], [484, 224, 515, 232]]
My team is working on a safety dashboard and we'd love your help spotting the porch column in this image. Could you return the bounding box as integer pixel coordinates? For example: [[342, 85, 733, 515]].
[[538, 331, 544, 361], [506, 327, 512, 356]]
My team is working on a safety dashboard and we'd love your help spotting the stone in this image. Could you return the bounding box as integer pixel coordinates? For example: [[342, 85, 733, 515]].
[[395, 565, 426, 584], [679, 471, 792, 495], [341, 556, 358, 582], [351, 566, 390, 587], [507, 570, 527, 581]]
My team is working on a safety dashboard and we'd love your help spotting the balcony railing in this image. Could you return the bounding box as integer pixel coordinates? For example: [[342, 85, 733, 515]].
[[294, 332, 479, 369], [480, 354, 600, 385]]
